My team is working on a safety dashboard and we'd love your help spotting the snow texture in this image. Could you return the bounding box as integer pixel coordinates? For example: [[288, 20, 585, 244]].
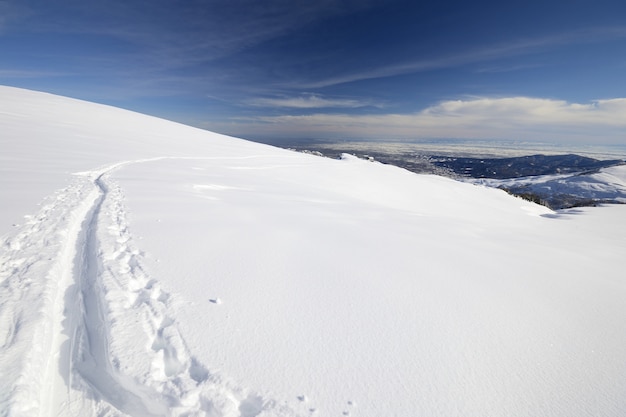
[[1, 86, 626, 417]]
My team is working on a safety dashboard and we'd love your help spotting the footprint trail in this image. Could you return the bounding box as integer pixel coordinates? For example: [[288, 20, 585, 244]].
[[0, 159, 302, 417]]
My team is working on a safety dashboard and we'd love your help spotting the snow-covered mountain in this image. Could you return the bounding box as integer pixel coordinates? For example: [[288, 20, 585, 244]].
[[469, 166, 626, 208], [1, 86, 626, 417]]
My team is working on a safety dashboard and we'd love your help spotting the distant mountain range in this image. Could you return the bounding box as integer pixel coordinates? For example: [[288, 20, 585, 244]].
[[285, 143, 626, 209], [430, 154, 624, 179], [430, 154, 626, 209]]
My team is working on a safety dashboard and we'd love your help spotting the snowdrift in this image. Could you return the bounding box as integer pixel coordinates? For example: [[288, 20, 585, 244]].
[[1, 86, 626, 417]]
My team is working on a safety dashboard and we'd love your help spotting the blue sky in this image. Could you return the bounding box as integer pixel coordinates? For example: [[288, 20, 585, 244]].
[[1, 0, 626, 145]]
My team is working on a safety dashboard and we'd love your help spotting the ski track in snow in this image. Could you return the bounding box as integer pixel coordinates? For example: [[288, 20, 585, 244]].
[[0, 158, 298, 417]]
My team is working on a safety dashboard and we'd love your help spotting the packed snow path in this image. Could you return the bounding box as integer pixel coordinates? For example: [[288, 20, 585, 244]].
[[0, 159, 295, 417]]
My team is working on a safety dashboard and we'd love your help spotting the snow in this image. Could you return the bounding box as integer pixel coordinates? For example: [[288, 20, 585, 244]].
[[470, 165, 626, 203], [1, 86, 626, 417]]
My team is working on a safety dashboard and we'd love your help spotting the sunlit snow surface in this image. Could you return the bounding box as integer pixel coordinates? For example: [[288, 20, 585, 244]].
[[1, 86, 626, 417]]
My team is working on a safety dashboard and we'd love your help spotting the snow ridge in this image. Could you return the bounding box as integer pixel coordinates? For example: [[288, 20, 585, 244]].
[[0, 160, 299, 417]]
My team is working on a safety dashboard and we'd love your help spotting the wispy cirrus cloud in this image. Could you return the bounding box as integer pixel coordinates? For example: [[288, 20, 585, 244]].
[[473, 63, 544, 74], [0, 0, 385, 100], [296, 27, 626, 88], [0, 69, 73, 78], [0, 0, 26, 32], [224, 97, 626, 144], [11, 0, 379, 67], [247, 93, 382, 109]]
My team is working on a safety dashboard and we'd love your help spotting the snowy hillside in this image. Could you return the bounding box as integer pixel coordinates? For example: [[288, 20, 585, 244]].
[[470, 166, 626, 208], [1, 86, 626, 417]]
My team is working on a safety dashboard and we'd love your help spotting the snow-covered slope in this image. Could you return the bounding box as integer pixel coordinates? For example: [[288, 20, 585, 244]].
[[1, 86, 626, 417], [469, 165, 626, 206]]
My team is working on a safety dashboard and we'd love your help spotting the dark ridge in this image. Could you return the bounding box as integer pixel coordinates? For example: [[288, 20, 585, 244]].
[[499, 186, 625, 210], [430, 154, 625, 179]]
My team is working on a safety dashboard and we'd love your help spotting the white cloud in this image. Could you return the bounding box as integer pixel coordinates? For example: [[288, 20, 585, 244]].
[[228, 97, 626, 144], [247, 94, 380, 109]]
